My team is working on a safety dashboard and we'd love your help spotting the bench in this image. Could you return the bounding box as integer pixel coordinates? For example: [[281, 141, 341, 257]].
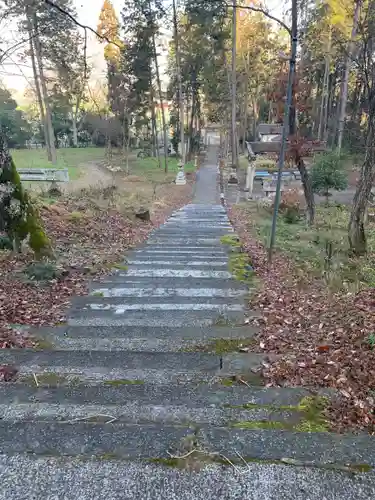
[[254, 171, 272, 180], [263, 179, 285, 197], [17, 168, 70, 183]]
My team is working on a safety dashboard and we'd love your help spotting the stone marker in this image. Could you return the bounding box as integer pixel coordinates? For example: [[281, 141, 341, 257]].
[[135, 208, 150, 221], [227, 164, 238, 184], [175, 163, 186, 185]]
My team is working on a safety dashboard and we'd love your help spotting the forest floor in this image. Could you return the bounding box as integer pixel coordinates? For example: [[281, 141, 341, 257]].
[[229, 201, 375, 433], [0, 151, 196, 349]]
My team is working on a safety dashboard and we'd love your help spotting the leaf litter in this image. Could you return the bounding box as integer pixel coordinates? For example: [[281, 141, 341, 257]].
[[0, 182, 193, 373], [229, 204, 375, 433]]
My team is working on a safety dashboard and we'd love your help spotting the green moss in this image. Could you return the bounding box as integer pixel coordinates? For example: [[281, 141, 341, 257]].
[[21, 372, 81, 387], [33, 337, 55, 350], [295, 395, 330, 432], [220, 234, 241, 247], [92, 291, 105, 297], [349, 464, 373, 473], [213, 314, 238, 326], [97, 452, 122, 460], [227, 395, 330, 432], [229, 402, 297, 411], [0, 158, 51, 255], [183, 337, 256, 354], [228, 252, 254, 283], [104, 379, 144, 386], [220, 373, 265, 387], [68, 211, 85, 221], [221, 377, 235, 387], [231, 420, 291, 430], [150, 457, 180, 467], [112, 263, 128, 271]]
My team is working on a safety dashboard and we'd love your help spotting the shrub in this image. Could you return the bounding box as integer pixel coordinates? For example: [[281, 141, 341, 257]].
[[0, 235, 13, 250], [24, 261, 61, 281], [255, 158, 276, 170], [277, 189, 302, 224], [311, 151, 348, 202]]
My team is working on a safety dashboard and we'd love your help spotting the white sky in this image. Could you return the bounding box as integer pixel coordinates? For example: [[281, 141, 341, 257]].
[[0, 0, 285, 102]]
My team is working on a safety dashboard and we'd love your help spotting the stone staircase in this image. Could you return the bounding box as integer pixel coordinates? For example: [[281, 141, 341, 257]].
[[1, 157, 375, 498]]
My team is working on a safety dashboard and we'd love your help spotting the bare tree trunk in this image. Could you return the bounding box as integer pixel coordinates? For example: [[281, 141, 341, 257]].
[[348, 103, 375, 255], [72, 117, 78, 147], [231, 0, 238, 169], [337, 0, 361, 151], [151, 29, 168, 173], [318, 65, 328, 141], [25, 14, 50, 159], [189, 71, 197, 158], [32, 13, 57, 164], [150, 86, 161, 169], [290, 0, 315, 225], [241, 48, 250, 153], [172, 0, 185, 165], [318, 33, 331, 141]]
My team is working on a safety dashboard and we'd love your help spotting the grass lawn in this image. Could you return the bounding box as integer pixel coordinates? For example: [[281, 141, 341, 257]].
[[112, 154, 195, 183], [239, 202, 375, 291], [11, 147, 107, 180]]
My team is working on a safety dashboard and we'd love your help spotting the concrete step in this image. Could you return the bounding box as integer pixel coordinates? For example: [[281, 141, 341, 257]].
[[126, 248, 229, 257], [92, 277, 248, 288], [125, 254, 229, 263], [67, 308, 246, 327], [89, 284, 248, 298], [2, 455, 374, 500], [164, 221, 232, 227], [126, 262, 230, 270], [140, 244, 228, 251], [0, 350, 264, 384], [32, 325, 257, 351], [115, 269, 233, 279], [146, 239, 224, 246], [0, 382, 331, 409], [34, 325, 257, 340], [152, 228, 234, 235], [0, 402, 295, 427], [0, 421, 374, 465], [70, 295, 245, 312]]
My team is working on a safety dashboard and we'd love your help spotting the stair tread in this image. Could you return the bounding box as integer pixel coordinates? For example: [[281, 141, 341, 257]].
[[1, 454, 374, 500], [0, 421, 374, 464]]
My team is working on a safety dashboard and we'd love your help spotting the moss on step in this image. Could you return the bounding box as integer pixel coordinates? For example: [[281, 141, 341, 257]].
[[349, 464, 373, 473], [97, 452, 123, 460], [21, 372, 81, 387], [213, 314, 238, 326], [91, 291, 105, 297], [33, 337, 56, 350], [182, 337, 256, 354], [220, 235, 241, 247], [295, 395, 330, 432], [219, 373, 265, 387], [104, 379, 144, 386], [229, 395, 330, 433], [231, 420, 292, 430], [112, 263, 128, 271], [240, 402, 296, 411], [228, 252, 254, 283]]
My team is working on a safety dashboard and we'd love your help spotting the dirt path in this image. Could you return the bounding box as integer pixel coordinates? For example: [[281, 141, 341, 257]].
[[65, 161, 115, 193]]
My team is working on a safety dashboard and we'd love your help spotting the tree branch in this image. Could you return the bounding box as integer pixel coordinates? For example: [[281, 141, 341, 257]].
[[223, 2, 291, 35], [0, 19, 58, 64], [43, 0, 123, 49]]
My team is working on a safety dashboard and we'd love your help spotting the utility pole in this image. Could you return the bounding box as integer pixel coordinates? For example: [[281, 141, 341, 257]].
[[268, 0, 297, 263], [172, 0, 185, 166]]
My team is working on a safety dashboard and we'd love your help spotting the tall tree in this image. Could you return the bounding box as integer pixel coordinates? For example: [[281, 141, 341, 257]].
[[348, 1, 375, 254]]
